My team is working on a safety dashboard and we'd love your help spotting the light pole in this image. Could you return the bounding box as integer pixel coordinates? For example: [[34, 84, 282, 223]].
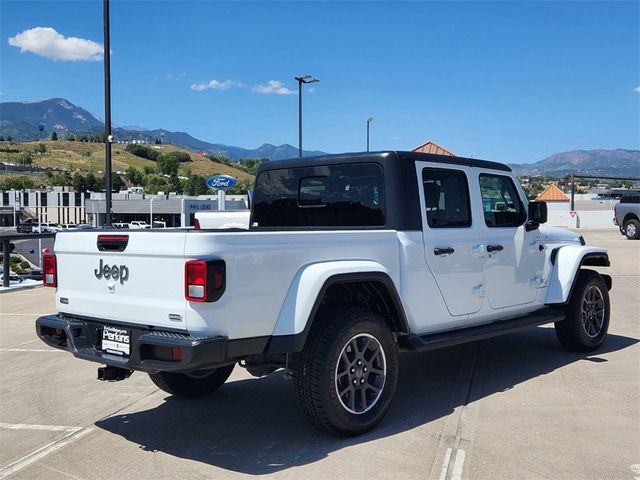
[[294, 74, 319, 157], [366, 117, 374, 152], [103, 0, 113, 225]]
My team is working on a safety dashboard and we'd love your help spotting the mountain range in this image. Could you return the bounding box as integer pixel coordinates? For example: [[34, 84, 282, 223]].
[[508, 149, 639, 177], [0, 98, 327, 161], [1, 98, 638, 175]]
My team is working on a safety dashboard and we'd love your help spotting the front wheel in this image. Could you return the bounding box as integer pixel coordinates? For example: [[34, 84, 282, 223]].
[[624, 219, 640, 240], [293, 307, 399, 436], [555, 269, 609, 352], [149, 364, 235, 398]]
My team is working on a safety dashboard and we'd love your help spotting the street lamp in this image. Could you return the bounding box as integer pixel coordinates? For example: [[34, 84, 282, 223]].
[[366, 117, 374, 152], [294, 74, 319, 158]]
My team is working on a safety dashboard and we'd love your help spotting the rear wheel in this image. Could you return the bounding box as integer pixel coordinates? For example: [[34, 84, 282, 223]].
[[149, 364, 235, 398], [624, 219, 640, 240], [555, 269, 609, 352], [293, 307, 399, 436]]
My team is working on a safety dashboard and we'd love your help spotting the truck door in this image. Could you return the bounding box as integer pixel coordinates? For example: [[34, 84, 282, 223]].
[[418, 163, 484, 316], [475, 171, 546, 309]]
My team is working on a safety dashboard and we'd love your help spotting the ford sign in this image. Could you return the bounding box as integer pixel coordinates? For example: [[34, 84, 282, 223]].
[[206, 175, 237, 191]]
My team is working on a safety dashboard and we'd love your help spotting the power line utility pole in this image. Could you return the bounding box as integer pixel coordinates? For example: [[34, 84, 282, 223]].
[[103, 0, 113, 225]]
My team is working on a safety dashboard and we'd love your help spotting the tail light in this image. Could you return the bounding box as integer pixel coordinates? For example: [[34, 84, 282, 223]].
[[43, 254, 57, 287], [193, 218, 201, 230], [185, 260, 225, 302]]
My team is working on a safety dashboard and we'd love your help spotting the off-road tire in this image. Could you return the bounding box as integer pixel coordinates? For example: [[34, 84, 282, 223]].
[[624, 219, 640, 240], [293, 307, 399, 436], [555, 269, 609, 352], [149, 364, 235, 398]]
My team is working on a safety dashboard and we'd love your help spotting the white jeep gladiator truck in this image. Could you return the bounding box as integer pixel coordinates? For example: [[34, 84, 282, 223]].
[[36, 151, 612, 436]]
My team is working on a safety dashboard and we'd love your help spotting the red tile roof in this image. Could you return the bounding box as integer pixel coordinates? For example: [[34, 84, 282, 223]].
[[411, 141, 456, 156], [536, 184, 570, 202]]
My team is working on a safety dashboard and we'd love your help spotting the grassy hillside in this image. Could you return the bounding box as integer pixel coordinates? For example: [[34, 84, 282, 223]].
[[0, 140, 254, 181]]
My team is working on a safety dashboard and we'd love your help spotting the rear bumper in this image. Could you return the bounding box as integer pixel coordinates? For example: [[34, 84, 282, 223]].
[[35, 314, 268, 373], [613, 217, 619, 226]]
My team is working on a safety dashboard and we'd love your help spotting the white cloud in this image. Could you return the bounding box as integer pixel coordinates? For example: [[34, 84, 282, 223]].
[[252, 80, 295, 95], [8, 27, 103, 61], [190, 79, 241, 91], [633, 86, 640, 93], [168, 72, 187, 81]]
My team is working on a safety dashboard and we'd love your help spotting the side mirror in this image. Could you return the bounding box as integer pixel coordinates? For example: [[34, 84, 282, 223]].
[[526, 201, 547, 231]]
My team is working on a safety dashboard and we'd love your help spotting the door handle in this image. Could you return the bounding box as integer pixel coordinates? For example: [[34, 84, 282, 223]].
[[486, 244, 504, 253], [434, 247, 455, 256]]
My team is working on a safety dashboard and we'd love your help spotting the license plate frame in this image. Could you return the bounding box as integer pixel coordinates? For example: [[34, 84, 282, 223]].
[[101, 326, 131, 357]]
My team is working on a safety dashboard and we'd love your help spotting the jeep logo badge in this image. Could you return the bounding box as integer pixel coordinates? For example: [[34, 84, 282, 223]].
[[94, 259, 129, 285]]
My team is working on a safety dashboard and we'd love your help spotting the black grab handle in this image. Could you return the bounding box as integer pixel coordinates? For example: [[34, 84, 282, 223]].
[[486, 244, 504, 253], [434, 247, 455, 256]]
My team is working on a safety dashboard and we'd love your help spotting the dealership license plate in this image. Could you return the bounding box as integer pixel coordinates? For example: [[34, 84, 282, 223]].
[[102, 326, 131, 357]]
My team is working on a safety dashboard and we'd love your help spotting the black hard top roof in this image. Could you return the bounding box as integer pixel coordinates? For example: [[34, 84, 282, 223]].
[[256, 151, 511, 174]]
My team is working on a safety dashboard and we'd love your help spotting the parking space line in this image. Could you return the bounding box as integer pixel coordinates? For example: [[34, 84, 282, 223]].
[[0, 427, 93, 479], [0, 423, 80, 433], [450, 449, 466, 480], [438, 448, 453, 480]]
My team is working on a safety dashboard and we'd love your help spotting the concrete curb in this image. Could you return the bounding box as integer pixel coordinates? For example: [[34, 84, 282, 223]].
[[0, 283, 43, 295]]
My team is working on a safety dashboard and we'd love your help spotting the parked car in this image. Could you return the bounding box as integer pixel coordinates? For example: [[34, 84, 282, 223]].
[[16, 220, 35, 233], [20, 268, 43, 281], [0, 267, 24, 284], [36, 151, 612, 436], [75, 224, 93, 230], [613, 193, 640, 240], [128, 221, 151, 229], [32, 223, 59, 233], [60, 224, 78, 231]]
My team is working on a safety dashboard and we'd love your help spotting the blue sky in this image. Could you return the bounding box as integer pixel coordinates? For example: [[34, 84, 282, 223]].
[[0, 0, 638, 163]]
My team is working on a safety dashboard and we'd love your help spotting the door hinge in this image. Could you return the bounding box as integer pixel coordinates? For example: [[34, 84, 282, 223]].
[[472, 244, 485, 258], [473, 284, 486, 297], [529, 241, 545, 254], [529, 273, 546, 288]]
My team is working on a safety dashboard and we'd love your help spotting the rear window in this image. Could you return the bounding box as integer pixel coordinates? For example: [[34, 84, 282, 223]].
[[620, 195, 640, 204], [251, 163, 385, 227]]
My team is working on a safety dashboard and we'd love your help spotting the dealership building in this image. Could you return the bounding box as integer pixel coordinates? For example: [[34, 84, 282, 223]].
[[0, 187, 248, 227]]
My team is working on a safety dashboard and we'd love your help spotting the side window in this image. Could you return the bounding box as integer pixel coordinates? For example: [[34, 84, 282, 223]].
[[479, 174, 524, 227], [422, 168, 472, 228]]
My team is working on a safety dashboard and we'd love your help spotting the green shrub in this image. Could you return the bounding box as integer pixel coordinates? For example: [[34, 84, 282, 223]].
[[125, 143, 160, 161], [161, 151, 191, 163], [20, 261, 31, 269]]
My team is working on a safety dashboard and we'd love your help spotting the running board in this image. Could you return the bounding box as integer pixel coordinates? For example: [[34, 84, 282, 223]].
[[397, 307, 565, 352]]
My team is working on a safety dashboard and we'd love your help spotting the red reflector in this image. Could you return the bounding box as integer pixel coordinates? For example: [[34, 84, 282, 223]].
[[213, 268, 224, 289], [171, 347, 182, 361], [193, 218, 201, 230], [43, 254, 57, 287]]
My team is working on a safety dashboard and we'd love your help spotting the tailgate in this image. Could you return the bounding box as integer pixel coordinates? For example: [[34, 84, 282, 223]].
[[55, 231, 189, 330]]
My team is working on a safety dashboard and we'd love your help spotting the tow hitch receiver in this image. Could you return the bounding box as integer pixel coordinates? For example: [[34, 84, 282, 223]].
[[97, 366, 133, 382]]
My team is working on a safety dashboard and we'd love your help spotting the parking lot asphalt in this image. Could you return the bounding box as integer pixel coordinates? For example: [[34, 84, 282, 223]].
[[0, 228, 638, 480]]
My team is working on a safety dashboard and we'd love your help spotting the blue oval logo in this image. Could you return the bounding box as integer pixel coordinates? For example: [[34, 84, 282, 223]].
[[206, 175, 237, 191]]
